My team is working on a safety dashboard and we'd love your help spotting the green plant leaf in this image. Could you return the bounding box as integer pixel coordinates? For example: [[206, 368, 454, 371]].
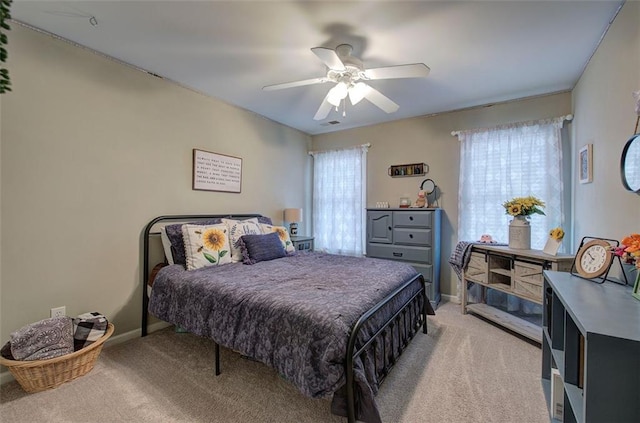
[[203, 252, 217, 263], [218, 250, 228, 257]]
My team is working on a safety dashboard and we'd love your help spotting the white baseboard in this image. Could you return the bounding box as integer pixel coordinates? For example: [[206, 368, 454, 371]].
[[441, 293, 460, 304], [0, 321, 172, 386], [104, 321, 171, 347]]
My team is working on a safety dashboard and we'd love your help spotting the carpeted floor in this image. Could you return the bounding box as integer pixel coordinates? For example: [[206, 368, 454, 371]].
[[0, 301, 549, 422]]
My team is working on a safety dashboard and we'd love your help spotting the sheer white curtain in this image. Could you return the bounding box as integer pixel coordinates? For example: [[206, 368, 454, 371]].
[[311, 144, 368, 256], [458, 117, 566, 248]]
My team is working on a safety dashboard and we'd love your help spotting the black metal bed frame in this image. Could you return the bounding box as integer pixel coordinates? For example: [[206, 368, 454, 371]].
[[141, 214, 430, 423]]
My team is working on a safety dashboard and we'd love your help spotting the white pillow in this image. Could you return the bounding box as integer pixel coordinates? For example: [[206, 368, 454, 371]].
[[260, 223, 295, 253], [159, 227, 175, 265], [222, 218, 263, 262], [181, 223, 232, 270]]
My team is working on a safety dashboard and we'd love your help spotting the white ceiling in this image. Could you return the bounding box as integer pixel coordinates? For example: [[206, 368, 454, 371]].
[[11, 1, 624, 135]]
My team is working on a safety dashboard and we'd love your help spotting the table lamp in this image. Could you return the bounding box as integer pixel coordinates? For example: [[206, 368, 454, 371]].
[[283, 208, 302, 236]]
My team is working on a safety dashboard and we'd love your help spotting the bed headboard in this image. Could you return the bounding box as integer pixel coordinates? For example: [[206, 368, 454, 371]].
[[141, 214, 266, 336]]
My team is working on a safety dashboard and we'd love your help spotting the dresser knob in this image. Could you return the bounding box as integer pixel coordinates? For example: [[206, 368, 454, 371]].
[[409, 234, 414, 238], [409, 216, 414, 221], [388, 226, 392, 231]]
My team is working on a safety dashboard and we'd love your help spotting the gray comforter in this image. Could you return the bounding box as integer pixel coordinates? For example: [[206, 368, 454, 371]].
[[149, 252, 434, 422]]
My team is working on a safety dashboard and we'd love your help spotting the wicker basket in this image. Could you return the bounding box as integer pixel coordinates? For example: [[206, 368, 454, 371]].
[[0, 323, 114, 393]]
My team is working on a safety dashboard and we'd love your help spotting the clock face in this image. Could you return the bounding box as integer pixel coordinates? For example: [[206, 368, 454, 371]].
[[576, 240, 613, 279]]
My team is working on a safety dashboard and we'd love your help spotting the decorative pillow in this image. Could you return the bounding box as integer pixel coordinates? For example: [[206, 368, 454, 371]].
[[222, 218, 263, 262], [165, 219, 223, 266], [260, 223, 295, 253], [239, 232, 287, 264], [256, 216, 273, 226], [164, 217, 270, 265], [159, 227, 175, 265], [181, 223, 232, 270]]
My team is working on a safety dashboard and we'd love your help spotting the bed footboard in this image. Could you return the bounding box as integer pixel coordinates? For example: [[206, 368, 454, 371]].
[[345, 274, 429, 423]]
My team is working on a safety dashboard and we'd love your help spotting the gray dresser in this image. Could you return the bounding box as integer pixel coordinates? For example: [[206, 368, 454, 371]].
[[366, 208, 442, 306]]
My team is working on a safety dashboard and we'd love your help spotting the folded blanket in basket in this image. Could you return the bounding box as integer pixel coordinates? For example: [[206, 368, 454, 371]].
[[72, 312, 108, 351], [9, 317, 74, 361]]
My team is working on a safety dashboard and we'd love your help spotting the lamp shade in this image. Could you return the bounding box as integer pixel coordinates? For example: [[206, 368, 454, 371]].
[[283, 208, 302, 222]]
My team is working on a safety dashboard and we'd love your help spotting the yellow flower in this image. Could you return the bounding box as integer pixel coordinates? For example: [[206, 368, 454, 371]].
[[503, 196, 545, 217], [549, 227, 564, 240], [202, 228, 226, 251], [508, 204, 522, 216], [275, 227, 288, 241]]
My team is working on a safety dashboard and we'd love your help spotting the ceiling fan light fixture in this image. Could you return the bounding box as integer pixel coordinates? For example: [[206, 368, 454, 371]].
[[348, 82, 367, 105], [327, 82, 349, 107], [264, 44, 430, 120]]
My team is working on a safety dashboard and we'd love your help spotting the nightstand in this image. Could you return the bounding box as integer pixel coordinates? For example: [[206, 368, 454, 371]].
[[290, 236, 314, 252]]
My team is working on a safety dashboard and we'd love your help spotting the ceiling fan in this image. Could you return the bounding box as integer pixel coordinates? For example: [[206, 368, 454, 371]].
[[263, 44, 430, 120]]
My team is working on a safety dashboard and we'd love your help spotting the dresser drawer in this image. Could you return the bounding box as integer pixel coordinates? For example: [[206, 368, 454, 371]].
[[367, 244, 431, 263], [393, 211, 432, 228], [513, 260, 543, 286], [393, 228, 432, 245], [411, 264, 433, 283]]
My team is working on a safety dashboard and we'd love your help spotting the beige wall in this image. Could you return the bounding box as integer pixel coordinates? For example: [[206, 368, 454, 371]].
[[1, 0, 637, 379], [312, 1, 639, 298], [312, 93, 572, 298], [0, 25, 311, 349], [572, 1, 639, 263]]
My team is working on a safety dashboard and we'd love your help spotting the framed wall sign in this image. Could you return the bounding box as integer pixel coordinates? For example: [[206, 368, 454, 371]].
[[192, 149, 242, 193], [579, 144, 593, 184]]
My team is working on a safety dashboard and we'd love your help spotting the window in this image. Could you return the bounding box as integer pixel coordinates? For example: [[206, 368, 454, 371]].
[[311, 145, 368, 256], [457, 117, 568, 249]]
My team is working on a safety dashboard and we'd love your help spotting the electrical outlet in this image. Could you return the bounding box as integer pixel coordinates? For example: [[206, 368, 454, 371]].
[[50, 306, 66, 318]]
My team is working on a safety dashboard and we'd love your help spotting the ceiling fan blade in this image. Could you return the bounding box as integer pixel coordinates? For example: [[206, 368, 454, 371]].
[[362, 84, 399, 113], [364, 63, 430, 80], [313, 93, 334, 121], [311, 47, 346, 71], [263, 77, 327, 91]]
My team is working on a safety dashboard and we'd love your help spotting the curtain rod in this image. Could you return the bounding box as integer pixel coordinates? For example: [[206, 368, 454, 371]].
[[450, 114, 574, 137], [308, 142, 371, 156]]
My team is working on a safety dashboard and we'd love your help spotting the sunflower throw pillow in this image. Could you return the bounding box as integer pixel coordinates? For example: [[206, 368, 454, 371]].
[[259, 224, 295, 253], [181, 223, 232, 270]]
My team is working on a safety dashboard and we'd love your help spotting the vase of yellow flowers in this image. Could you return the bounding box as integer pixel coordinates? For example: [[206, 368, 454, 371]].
[[503, 196, 545, 249]]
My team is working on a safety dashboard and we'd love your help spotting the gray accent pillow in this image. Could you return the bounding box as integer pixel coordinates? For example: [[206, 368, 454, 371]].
[[238, 232, 286, 264]]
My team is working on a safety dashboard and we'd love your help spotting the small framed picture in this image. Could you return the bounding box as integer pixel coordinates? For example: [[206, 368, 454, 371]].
[[633, 276, 640, 301], [579, 144, 593, 184], [543, 237, 562, 256]]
